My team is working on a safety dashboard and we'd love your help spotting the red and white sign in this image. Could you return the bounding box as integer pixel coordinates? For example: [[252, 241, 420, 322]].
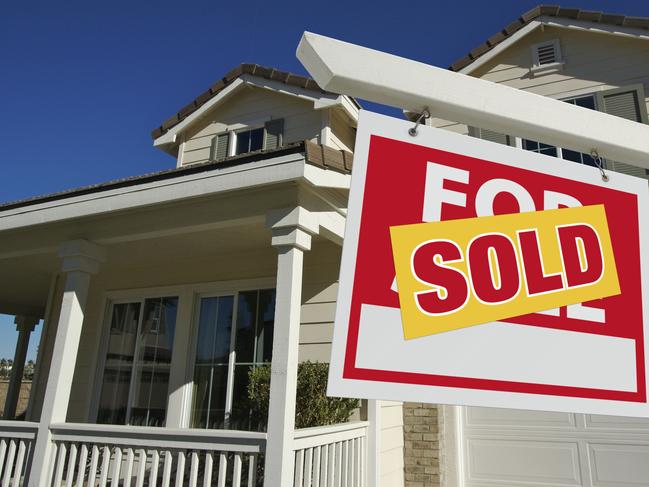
[[328, 110, 649, 416]]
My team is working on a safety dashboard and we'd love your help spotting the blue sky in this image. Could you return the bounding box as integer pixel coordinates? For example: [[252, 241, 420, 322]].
[[1, 0, 648, 360]]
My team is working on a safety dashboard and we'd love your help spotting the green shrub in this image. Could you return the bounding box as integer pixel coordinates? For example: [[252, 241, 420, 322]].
[[248, 361, 360, 429]]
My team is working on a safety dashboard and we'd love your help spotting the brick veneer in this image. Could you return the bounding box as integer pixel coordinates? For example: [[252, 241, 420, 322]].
[[403, 402, 440, 486]]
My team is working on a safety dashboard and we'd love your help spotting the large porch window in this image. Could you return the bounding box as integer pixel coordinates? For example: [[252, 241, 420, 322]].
[[191, 289, 275, 430], [96, 297, 178, 426]]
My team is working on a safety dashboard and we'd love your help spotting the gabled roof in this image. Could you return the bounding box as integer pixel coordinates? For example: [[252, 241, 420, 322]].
[[151, 63, 359, 140], [449, 5, 649, 72]]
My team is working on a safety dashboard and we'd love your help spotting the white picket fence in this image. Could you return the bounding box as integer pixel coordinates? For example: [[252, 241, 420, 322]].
[[293, 422, 368, 487], [0, 421, 38, 487], [48, 423, 267, 487]]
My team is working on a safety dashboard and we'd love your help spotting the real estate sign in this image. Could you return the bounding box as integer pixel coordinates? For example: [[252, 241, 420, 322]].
[[328, 110, 649, 417]]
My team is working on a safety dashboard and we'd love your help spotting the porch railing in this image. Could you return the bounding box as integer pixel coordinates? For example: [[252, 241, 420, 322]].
[[0, 421, 38, 487], [293, 421, 368, 487], [49, 423, 266, 487]]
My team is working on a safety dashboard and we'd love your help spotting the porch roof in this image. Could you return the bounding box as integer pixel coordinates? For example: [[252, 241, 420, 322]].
[[0, 140, 352, 213], [0, 141, 350, 317]]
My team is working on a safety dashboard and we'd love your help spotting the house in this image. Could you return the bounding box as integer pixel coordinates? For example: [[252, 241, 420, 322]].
[[0, 64, 405, 486], [4, 4, 649, 487], [419, 5, 649, 487]]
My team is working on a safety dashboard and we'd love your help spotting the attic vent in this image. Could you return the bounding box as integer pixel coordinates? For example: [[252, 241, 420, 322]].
[[531, 40, 562, 71]]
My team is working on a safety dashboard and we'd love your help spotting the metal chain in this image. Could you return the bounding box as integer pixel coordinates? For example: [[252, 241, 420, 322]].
[[590, 150, 609, 182], [408, 108, 431, 136]]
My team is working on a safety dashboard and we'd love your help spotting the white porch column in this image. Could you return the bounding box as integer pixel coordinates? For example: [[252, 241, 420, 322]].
[[264, 207, 317, 487], [28, 240, 105, 487], [3, 316, 39, 420]]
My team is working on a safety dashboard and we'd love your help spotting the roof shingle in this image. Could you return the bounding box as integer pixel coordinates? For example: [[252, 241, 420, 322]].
[[151, 64, 340, 140]]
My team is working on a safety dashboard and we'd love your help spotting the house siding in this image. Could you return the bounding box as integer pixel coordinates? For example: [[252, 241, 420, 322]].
[[430, 26, 649, 142]]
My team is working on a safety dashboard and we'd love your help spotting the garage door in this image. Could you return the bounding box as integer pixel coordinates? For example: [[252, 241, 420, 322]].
[[458, 406, 649, 486]]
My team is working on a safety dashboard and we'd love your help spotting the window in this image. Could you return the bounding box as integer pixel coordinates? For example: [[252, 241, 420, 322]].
[[97, 297, 178, 426], [234, 127, 264, 155], [191, 289, 275, 430], [209, 118, 284, 161], [522, 139, 557, 157]]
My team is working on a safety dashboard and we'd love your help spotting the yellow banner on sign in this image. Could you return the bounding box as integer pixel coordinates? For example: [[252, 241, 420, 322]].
[[390, 205, 620, 340]]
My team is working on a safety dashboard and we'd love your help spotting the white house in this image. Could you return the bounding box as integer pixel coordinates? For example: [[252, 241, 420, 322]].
[[0, 64, 404, 486]]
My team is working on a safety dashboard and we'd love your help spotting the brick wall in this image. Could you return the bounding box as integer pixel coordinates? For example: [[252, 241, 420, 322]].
[[403, 403, 440, 487]]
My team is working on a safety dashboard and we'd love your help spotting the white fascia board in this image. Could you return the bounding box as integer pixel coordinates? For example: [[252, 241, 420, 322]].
[[0, 154, 307, 232], [303, 163, 351, 189], [153, 78, 246, 147], [297, 32, 649, 169], [240, 74, 338, 104], [459, 21, 541, 75], [541, 16, 649, 41]]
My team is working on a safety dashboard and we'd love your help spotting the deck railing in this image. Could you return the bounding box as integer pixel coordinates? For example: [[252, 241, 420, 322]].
[[49, 423, 267, 487], [293, 421, 368, 487], [0, 420, 369, 487], [0, 421, 38, 487]]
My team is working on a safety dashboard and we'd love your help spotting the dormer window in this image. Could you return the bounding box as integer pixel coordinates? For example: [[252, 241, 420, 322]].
[[530, 40, 563, 76], [209, 118, 284, 162]]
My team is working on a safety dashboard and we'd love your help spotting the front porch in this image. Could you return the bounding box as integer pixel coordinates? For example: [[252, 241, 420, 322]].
[[0, 153, 383, 486]]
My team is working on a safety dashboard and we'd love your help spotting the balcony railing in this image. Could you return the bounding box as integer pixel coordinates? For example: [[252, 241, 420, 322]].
[[0, 421, 38, 487], [49, 423, 267, 487], [293, 421, 369, 487]]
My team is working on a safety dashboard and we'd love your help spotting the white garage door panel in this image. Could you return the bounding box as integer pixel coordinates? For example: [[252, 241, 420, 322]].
[[466, 439, 581, 486], [589, 443, 649, 486], [461, 407, 649, 486], [466, 407, 576, 429], [585, 414, 649, 431]]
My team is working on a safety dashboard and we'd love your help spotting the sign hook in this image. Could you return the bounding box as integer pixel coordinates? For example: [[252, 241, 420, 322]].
[[408, 108, 431, 137], [590, 150, 609, 182]]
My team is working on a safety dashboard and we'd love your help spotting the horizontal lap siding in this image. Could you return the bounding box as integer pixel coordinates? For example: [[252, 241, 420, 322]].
[[299, 241, 341, 364], [181, 87, 321, 166]]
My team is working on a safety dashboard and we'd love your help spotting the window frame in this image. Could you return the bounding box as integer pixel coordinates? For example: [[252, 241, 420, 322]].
[[229, 126, 266, 157], [186, 286, 276, 429], [91, 278, 276, 429], [93, 292, 180, 427]]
